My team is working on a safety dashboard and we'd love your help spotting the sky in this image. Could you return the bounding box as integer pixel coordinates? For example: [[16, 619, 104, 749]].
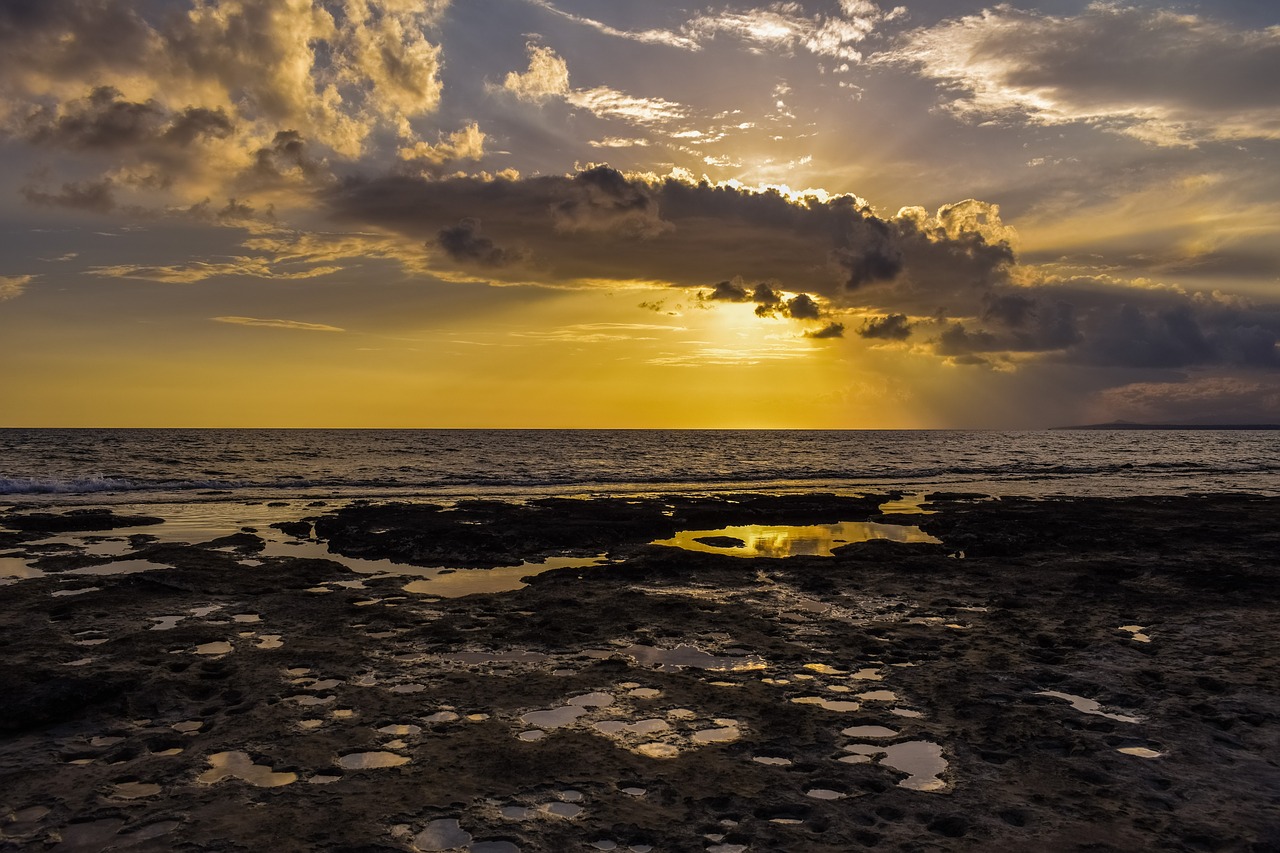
[[0, 0, 1278, 428]]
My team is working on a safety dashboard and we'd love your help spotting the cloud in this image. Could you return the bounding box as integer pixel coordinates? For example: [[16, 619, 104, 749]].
[[323, 165, 1280, 371], [588, 137, 651, 149], [702, 280, 751, 302], [398, 123, 487, 174], [551, 165, 673, 238], [566, 86, 690, 127], [492, 40, 690, 138], [878, 4, 1280, 145], [502, 43, 571, 101], [1092, 376, 1280, 425], [685, 1, 901, 63], [436, 219, 525, 268], [0, 275, 35, 302], [517, 0, 699, 50], [23, 86, 234, 151], [783, 293, 822, 320], [23, 179, 118, 213], [325, 166, 1011, 296], [90, 258, 341, 283], [805, 321, 845, 339], [859, 313, 912, 340], [212, 316, 344, 332], [1, 0, 453, 211]]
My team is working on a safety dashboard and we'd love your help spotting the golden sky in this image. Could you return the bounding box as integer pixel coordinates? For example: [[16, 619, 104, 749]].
[[1, 0, 1278, 426]]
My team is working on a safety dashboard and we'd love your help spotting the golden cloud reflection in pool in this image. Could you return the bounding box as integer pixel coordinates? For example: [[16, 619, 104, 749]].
[[652, 521, 941, 558]]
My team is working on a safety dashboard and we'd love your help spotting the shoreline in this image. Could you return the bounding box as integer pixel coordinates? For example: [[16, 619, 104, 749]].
[[2, 492, 1278, 851]]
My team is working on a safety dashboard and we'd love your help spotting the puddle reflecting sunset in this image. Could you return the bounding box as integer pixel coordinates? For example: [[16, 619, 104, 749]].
[[652, 521, 940, 558]]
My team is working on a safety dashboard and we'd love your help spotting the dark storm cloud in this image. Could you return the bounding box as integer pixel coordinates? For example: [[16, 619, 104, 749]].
[[859, 313, 913, 341], [325, 167, 1014, 301], [783, 293, 822, 320], [24, 87, 234, 151], [831, 218, 902, 289], [935, 283, 1279, 370], [550, 165, 671, 238], [323, 165, 1280, 371], [436, 219, 524, 268], [0, 0, 156, 82], [702, 280, 750, 302], [22, 179, 117, 213], [251, 130, 325, 183], [805, 322, 845, 339]]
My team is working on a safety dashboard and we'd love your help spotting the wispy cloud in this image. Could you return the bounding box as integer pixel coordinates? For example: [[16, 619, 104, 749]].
[[89, 259, 342, 283], [518, 0, 700, 50], [0, 275, 36, 302], [567, 86, 690, 126], [876, 5, 1280, 146], [685, 2, 901, 63], [211, 316, 345, 332]]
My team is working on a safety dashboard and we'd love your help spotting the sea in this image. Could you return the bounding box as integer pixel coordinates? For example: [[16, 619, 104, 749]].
[[2, 429, 1277, 507]]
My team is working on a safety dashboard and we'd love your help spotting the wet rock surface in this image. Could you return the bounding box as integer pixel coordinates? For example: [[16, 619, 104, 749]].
[[0, 493, 1277, 852]]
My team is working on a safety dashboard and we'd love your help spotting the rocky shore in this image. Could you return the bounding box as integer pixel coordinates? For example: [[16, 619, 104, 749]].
[[1, 493, 1277, 852]]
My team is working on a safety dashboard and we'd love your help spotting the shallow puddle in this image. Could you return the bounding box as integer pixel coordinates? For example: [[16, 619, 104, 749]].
[[595, 719, 669, 737], [195, 641, 233, 656], [402, 556, 607, 598], [197, 751, 297, 787], [806, 788, 845, 800], [424, 711, 460, 723], [1117, 746, 1163, 758], [652, 520, 940, 558], [877, 494, 936, 515], [413, 818, 472, 851], [841, 725, 897, 738], [0, 556, 42, 580], [753, 756, 792, 766], [110, 781, 161, 799], [470, 842, 521, 853], [1118, 625, 1152, 643], [1036, 690, 1142, 723], [880, 741, 948, 792], [522, 693, 613, 729], [543, 803, 583, 819], [857, 690, 898, 702], [337, 751, 409, 770], [66, 559, 169, 577], [691, 722, 741, 744], [791, 697, 861, 712]]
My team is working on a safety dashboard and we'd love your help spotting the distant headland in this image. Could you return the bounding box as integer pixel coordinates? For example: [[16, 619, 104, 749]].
[[1054, 421, 1280, 430]]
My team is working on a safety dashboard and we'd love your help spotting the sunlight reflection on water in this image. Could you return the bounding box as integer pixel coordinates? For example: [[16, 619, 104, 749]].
[[652, 520, 940, 558]]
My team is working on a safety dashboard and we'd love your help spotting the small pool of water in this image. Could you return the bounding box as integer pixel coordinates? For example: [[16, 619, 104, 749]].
[[197, 751, 296, 787], [0, 556, 42, 580], [652, 521, 940, 558], [337, 751, 409, 770], [881, 741, 948, 792], [877, 494, 936, 515], [791, 696, 861, 712], [1036, 690, 1142, 723], [403, 556, 606, 598]]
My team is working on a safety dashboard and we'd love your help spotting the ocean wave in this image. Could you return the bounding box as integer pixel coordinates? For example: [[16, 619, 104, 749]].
[[1, 458, 1277, 497]]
